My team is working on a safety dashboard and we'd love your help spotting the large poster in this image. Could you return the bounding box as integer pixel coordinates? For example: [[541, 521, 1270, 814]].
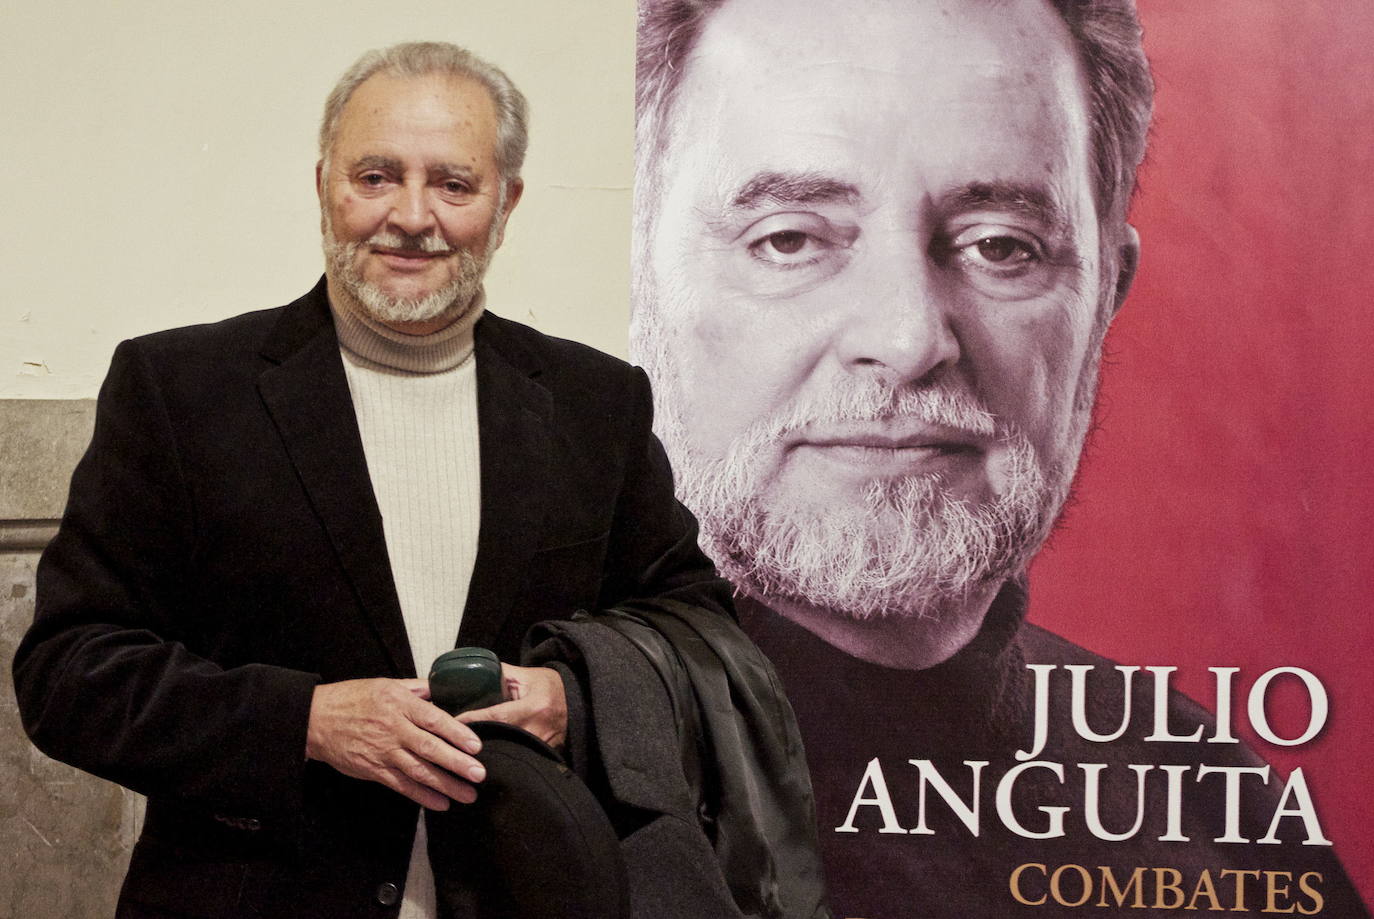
[[631, 0, 1373, 915]]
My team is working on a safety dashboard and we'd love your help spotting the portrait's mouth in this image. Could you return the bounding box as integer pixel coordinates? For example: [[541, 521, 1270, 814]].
[[787, 423, 988, 480]]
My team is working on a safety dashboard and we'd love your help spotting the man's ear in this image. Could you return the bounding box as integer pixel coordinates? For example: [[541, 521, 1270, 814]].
[[316, 161, 327, 234], [1111, 224, 1141, 317], [493, 178, 525, 249]]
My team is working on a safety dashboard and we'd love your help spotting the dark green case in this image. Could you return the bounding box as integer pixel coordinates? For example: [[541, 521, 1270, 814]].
[[428, 647, 504, 715]]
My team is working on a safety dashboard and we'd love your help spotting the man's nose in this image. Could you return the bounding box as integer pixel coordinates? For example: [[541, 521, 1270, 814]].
[[832, 249, 961, 385], [387, 181, 438, 237]]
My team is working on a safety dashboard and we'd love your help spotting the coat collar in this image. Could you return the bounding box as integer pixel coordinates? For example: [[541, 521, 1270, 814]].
[[254, 278, 554, 674], [461, 313, 556, 652]]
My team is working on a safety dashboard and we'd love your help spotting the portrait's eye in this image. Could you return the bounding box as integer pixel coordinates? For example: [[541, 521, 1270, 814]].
[[970, 236, 1032, 265], [359, 172, 388, 188], [750, 229, 822, 263], [741, 214, 854, 269], [442, 180, 468, 195], [953, 232, 1039, 272], [729, 212, 856, 297], [940, 223, 1058, 299]]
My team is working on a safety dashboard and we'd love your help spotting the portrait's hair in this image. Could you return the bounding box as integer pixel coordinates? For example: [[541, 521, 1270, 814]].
[[635, 0, 1153, 235], [319, 41, 530, 182]]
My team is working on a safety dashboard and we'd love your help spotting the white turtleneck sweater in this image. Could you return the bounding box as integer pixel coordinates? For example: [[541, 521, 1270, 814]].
[[330, 294, 484, 919]]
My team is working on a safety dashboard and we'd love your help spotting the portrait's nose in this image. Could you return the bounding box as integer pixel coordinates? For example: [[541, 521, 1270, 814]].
[[833, 244, 960, 385], [387, 181, 438, 237]]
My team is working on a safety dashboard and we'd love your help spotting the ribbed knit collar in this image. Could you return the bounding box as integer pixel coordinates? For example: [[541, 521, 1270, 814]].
[[329, 289, 484, 374]]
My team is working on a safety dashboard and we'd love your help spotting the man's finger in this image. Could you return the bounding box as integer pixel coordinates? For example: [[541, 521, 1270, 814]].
[[380, 765, 453, 811], [406, 696, 483, 755], [456, 696, 526, 726], [398, 720, 486, 783], [458, 697, 565, 748], [391, 749, 482, 803]]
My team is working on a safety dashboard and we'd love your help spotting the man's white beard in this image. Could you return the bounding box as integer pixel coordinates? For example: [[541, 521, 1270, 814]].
[[641, 323, 1071, 623], [322, 220, 495, 328]]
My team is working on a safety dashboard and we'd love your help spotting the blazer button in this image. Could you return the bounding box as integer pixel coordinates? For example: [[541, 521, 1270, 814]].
[[375, 882, 400, 907]]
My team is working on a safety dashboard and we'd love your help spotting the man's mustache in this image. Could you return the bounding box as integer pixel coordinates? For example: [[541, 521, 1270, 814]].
[[367, 230, 455, 255]]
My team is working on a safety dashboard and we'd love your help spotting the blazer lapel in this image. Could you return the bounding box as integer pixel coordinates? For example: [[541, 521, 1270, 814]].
[[255, 282, 415, 677], [458, 316, 554, 651]]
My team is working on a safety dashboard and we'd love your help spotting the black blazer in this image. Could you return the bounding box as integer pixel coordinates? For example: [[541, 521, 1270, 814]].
[[13, 280, 735, 918]]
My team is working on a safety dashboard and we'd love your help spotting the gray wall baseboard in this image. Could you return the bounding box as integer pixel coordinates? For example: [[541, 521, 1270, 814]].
[[0, 399, 96, 527], [3, 398, 140, 919]]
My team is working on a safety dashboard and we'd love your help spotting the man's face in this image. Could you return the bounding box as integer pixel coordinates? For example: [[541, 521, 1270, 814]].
[[636, 0, 1120, 656], [319, 71, 517, 330]]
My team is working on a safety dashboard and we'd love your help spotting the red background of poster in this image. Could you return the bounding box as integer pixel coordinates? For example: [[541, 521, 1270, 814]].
[[1029, 1, 1374, 907]]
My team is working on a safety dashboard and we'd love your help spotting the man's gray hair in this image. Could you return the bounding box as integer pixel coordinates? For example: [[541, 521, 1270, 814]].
[[635, 0, 1153, 236], [320, 41, 530, 180]]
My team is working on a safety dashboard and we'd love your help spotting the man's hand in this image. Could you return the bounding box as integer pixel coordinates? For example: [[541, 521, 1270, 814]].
[[458, 664, 568, 749], [306, 678, 486, 810]]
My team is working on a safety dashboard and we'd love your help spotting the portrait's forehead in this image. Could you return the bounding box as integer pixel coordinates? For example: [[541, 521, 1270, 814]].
[[663, 0, 1091, 217], [694, 0, 1075, 55]]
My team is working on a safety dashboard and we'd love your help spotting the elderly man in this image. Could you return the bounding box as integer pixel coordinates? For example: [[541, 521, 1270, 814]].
[[631, 0, 1368, 915], [14, 42, 826, 919]]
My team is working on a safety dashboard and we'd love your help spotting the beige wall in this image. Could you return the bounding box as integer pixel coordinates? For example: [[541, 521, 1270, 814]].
[[1, 0, 635, 399]]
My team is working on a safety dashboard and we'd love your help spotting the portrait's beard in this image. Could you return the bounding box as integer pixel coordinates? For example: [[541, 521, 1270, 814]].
[[667, 378, 1066, 622], [321, 212, 498, 328]]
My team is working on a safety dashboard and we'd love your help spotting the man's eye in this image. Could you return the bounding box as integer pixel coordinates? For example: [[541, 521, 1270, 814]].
[[442, 180, 468, 194], [359, 173, 388, 187]]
